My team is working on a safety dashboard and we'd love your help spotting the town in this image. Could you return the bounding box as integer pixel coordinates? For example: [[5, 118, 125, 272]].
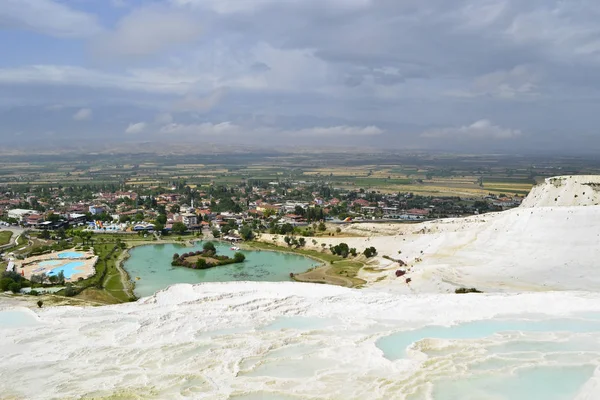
[[0, 179, 523, 238]]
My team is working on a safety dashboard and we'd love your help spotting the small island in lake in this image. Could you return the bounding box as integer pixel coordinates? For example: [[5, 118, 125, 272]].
[[171, 242, 246, 270]]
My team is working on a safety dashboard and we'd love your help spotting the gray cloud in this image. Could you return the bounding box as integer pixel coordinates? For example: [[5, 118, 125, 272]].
[[91, 5, 204, 60], [0, 0, 103, 37], [3, 0, 600, 152]]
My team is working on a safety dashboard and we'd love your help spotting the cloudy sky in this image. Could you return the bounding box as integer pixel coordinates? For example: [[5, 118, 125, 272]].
[[2, 0, 600, 153]]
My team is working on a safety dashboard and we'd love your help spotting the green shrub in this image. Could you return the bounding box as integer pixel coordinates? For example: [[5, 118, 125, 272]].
[[0, 277, 13, 292], [9, 282, 21, 294]]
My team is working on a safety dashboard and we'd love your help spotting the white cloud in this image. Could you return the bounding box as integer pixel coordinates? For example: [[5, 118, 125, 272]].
[[158, 121, 383, 137], [0, 0, 102, 38], [72, 108, 92, 121], [92, 6, 203, 59], [422, 119, 521, 140], [174, 88, 228, 112], [125, 122, 147, 134]]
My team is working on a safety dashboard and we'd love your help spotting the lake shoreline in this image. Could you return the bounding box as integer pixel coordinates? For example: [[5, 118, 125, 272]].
[[121, 239, 320, 299]]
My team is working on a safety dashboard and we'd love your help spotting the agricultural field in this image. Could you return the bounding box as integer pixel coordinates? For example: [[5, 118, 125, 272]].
[[1, 152, 600, 198]]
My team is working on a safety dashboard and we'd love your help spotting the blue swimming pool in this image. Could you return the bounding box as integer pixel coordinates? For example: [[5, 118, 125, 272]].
[[47, 261, 85, 279], [39, 260, 62, 267], [58, 252, 85, 259]]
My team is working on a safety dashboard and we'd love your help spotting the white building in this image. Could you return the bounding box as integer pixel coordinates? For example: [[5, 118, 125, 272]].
[[7, 209, 38, 222], [181, 212, 198, 227]]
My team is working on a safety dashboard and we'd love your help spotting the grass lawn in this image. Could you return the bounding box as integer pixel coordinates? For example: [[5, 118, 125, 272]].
[[0, 231, 13, 246], [73, 241, 133, 304]]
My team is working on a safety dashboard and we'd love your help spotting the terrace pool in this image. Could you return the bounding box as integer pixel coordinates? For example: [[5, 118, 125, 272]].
[[0, 309, 39, 329], [376, 316, 600, 361], [57, 252, 85, 259], [47, 261, 85, 279]]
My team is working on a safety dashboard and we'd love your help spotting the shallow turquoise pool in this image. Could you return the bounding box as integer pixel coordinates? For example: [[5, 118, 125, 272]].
[[0, 310, 39, 329], [377, 315, 600, 399], [58, 252, 85, 259], [47, 261, 85, 279], [376, 317, 600, 361], [123, 242, 319, 298]]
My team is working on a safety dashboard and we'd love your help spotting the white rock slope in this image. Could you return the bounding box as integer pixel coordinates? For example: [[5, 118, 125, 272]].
[[276, 175, 600, 293]]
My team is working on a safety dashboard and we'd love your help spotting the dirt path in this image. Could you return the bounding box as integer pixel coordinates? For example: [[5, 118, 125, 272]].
[[293, 266, 357, 287], [115, 249, 135, 299]]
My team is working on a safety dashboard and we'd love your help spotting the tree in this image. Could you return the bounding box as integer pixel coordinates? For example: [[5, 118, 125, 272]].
[[40, 230, 50, 239], [47, 213, 61, 223], [196, 258, 208, 269], [280, 223, 294, 234], [0, 277, 13, 291], [284, 236, 292, 247], [64, 283, 76, 297], [9, 282, 21, 294], [172, 222, 187, 235], [203, 241, 216, 253], [153, 222, 165, 233], [57, 270, 65, 285], [318, 222, 326, 231], [37, 300, 43, 308], [298, 237, 306, 247], [240, 225, 254, 241], [331, 242, 350, 258], [170, 205, 181, 214], [363, 246, 377, 258], [233, 252, 246, 262], [211, 228, 221, 238]]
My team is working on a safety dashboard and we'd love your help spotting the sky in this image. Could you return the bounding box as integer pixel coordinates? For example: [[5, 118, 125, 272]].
[[1, 0, 600, 153]]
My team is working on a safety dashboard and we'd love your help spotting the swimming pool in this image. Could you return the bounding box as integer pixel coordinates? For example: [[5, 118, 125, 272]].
[[38, 260, 63, 267], [57, 252, 85, 259], [47, 261, 85, 279]]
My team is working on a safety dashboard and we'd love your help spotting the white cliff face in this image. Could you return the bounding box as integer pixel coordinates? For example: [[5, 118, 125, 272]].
[[521, 176, 600, 208], [3, 282, 600, 400]]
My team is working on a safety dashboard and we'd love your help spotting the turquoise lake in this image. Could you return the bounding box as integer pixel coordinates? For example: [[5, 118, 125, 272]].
[[123, 242, 319, 298]]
